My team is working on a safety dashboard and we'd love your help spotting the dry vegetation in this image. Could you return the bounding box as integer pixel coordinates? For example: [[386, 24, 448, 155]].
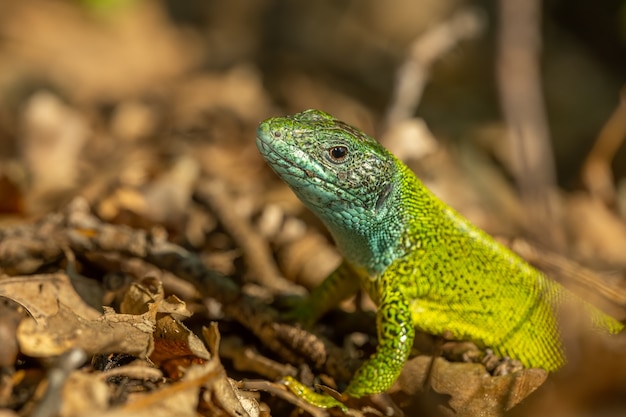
[[1, 1, 626, 416]]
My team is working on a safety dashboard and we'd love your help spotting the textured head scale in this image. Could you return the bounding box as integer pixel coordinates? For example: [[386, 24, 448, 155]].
[[256, 109, 396, 220], [257, 109, 402, 272]]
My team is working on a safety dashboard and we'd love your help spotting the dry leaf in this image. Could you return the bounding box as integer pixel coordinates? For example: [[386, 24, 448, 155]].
[[393, 356, 547, 417], [119, 277, 164, 316], [88, 370, 199, 417], [201, 324, 257, 417], [0, 273, 101, 322], [83, 324, 256, 417], [151, 315, 211, 378], [18, 304, 155, 357]]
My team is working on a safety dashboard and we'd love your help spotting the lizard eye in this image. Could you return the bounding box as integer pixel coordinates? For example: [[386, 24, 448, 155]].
[[328, 146, 348, 162]]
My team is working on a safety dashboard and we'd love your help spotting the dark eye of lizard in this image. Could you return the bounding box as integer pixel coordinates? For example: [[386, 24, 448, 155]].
[[328, 146, 348, 162]]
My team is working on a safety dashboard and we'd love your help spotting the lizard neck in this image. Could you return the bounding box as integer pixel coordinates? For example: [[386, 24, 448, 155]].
[[318, 160, 417, 277]]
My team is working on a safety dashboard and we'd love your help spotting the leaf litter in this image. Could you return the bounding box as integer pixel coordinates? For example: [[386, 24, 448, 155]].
[[0, 1, 626, 416]]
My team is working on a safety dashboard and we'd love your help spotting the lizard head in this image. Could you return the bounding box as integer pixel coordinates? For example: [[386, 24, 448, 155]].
[[256, 109, 397, 217], [257, 109, 403, 271]]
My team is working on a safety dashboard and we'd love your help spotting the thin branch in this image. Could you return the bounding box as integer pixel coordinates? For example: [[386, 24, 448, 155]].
[[496, 0, 563, 248], [581, 87, 626, 206], [382, 7, 485, 134], [195, 180, 306, 296]]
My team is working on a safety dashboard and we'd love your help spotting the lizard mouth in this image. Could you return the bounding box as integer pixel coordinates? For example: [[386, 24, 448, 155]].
[[256, 134, 362, 206], [256, 134, 315, 179]]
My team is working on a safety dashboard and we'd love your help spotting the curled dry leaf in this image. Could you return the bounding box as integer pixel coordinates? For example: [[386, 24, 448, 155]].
[[393, 356, 547, 417], [119, 276, 211, 375], [119, 276, 194, 320], [83, 324, 255, 417], [119, 276, 166, 316], [18, 304, 155, 358], [201, 324, 257, 417], [151, 315, 211, 378], [0, 273, 101, 322], [7, 273, 161, 358]]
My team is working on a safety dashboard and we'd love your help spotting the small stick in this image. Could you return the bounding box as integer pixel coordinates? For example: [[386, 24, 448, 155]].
[[382, 7, 485, 133], [581, 87, 626, 206], [496, 0, 563, 248]]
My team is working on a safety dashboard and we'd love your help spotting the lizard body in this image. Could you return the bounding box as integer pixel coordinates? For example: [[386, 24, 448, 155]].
[[256, 109, 623, 404]]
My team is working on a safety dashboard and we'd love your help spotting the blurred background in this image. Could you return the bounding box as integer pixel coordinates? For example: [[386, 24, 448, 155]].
[[2, 0, 626, 263], [0, 0, 624, 200], [1, 1, 626, 416]]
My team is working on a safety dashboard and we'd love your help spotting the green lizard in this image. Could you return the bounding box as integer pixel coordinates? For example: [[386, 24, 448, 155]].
[[255, 109, 623, 409]]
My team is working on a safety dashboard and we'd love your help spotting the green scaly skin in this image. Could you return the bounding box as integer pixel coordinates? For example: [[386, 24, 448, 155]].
[[256, 109, 623, 408]]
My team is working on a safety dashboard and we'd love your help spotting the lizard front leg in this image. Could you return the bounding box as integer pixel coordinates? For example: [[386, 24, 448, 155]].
[[345, 285, 415, 398]]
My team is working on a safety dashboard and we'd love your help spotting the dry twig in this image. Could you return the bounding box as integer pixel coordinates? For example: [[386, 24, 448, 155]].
[[382, 7, 485, 133], [581, 87, 626, 206], [496, 0, 563, 248], [195, 180, 306, 296]]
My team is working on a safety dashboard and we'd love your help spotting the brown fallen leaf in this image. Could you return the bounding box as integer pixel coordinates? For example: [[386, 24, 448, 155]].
[[80, 324, 256, 417], [151, 315, 211, 379], [0, 273, 102, 322], [392, 356, 547, 417], [119, 276, 193, 319], [200, 324, 258, 417], [17, 304, 155, 358], [8, 273, 160, 358], [117, 276, 211, 376]]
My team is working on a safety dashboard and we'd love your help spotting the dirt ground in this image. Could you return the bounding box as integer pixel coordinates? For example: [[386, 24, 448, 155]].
[[1, 1, 626, 416]]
